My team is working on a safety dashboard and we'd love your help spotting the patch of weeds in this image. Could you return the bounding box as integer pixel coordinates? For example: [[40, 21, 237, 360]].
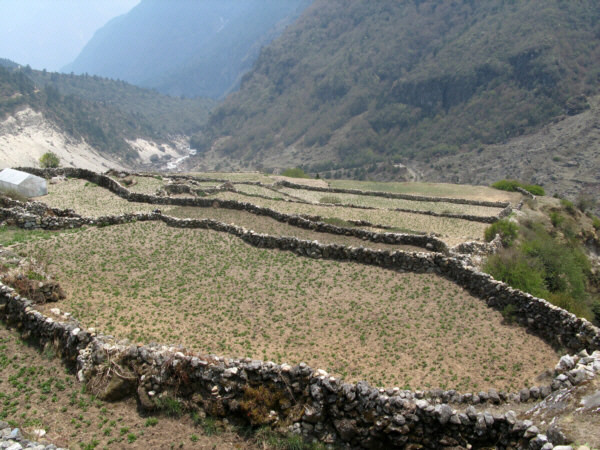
[[155, 395, 183, 417], [199, 417, 219, 436], [144, 417, 158, 427], [322, 217, 354, 227]]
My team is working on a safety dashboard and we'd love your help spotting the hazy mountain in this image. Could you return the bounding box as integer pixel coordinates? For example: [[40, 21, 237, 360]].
[[192, 0, 600, 175], [0, 0, 139, 71], [63, 0, 311, 99]]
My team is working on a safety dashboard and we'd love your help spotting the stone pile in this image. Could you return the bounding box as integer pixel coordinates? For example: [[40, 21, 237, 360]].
[[0, 422, 64, 450]]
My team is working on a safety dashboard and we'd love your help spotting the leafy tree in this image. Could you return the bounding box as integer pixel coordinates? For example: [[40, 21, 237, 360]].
[[39, 152, 60, 168]]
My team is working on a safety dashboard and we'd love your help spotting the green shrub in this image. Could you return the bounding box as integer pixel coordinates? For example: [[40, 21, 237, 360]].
[[560, 198, 577, 215], [484, 219, 518, 246], [550, 211, 565, 227], [592, 215, 600, 231], [484, 224, 594, 320], [484, 249, 547, 298], [281, 168, 310, 179], [491, 179, 545, 196], [39, 151, 60, 168]]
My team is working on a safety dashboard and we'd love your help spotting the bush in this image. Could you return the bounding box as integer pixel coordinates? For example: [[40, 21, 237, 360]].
[[560, 198, 577, 215], [39, 151, 60, 168], [484, 224, 594, 320], [484, 219, 518, 246], [281, 168, 310, 178], [491, 179, 545, 196]]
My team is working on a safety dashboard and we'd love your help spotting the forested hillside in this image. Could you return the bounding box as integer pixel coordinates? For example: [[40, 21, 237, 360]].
[[0, 64, 214, 165], [63, 0, 311, 99], [193, 0, 600, 172], [28, 70, 214, 137]]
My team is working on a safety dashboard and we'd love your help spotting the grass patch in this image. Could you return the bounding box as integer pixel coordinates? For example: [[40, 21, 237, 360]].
[[319, 195, 342, 204], [491, 179, 545, 196], [0, 225, 81, 247], [281, 168, 310, 179]]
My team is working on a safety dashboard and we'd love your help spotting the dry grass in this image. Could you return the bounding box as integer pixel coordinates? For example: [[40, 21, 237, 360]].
[[329, 180, 522, 203], [22, 222, 559, 392], [184, 172, 274, 183], [209, 192, 488, 246]]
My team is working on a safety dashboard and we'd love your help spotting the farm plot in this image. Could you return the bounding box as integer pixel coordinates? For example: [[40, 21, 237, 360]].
[[22, 222, 559, 392], [35, 179, 163, 217], [329, 180, 522, 203], [117, 175, 165, 195], [209, 192, 489, 245], [276, 187, 504, 217], [168, 206, 429, 252]]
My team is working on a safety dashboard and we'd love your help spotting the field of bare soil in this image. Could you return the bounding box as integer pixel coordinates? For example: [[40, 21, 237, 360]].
[[20, 221, 559, 392]]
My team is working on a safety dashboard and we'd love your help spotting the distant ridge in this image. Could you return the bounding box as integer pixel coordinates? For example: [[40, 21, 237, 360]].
[[62, 0, 311, 99]]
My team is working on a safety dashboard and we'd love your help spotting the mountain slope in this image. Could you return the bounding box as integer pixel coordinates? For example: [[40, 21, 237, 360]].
[[0, 65, 213, 170], [192, 0, 600, 172], [63, 0, 311, 99]]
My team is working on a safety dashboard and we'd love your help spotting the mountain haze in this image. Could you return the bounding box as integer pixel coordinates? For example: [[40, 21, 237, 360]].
[[63, 0, 311, 99], [192, 0, 600, 174]]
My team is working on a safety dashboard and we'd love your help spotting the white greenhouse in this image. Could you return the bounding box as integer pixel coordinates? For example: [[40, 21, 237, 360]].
[[0, 168, 47, 197]]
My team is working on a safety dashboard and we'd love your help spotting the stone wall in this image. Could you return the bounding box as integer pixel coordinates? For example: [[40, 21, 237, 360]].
[[3, 198, 599, 355]]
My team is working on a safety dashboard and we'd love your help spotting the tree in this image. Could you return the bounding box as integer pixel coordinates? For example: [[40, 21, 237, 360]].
[[39, 152, 60, 168]]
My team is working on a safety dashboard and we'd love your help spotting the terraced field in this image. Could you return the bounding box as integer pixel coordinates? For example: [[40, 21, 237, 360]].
[[21, 221, 559, 393], [275, 187, 504, 216], [329, 180, 521, 203], [38, 179, 161, 217], [208, 191, 488, 245]]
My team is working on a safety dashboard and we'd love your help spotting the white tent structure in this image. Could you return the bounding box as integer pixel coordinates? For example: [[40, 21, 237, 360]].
[[0, 168, 47, 197]]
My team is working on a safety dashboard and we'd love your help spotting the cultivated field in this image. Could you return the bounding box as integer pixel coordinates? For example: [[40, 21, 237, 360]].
[[208, 191, 488, 245], [329, 180, 522, 203], [275, 187, 504, 216], [167, 206, 428, 252], [22, 222, 559, 392], [38, 179, 161, 217]]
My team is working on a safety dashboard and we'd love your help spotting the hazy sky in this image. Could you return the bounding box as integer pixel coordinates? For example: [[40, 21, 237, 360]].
[[0, 0, 140, 71]]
